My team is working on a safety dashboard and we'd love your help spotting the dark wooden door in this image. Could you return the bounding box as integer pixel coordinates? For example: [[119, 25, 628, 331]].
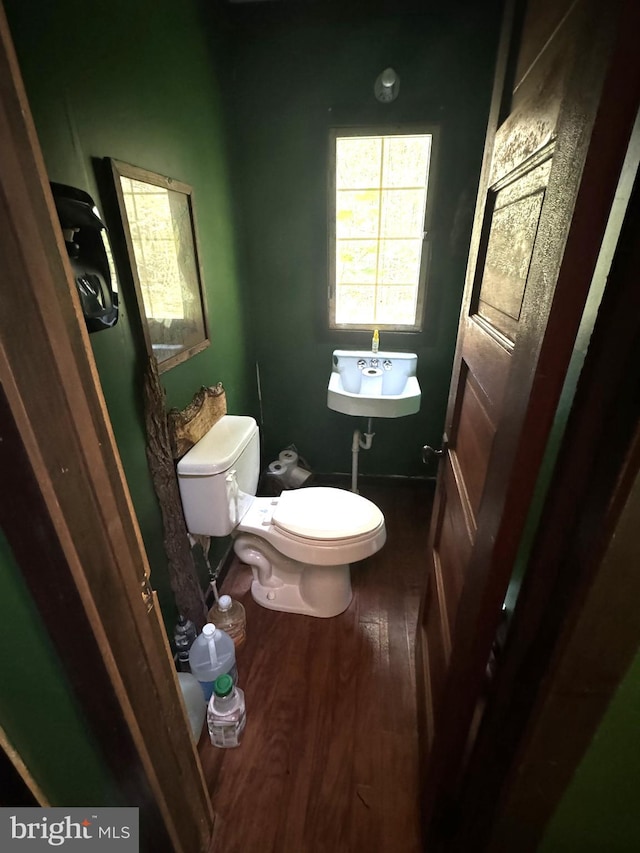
[[416, 0, 640, 843]]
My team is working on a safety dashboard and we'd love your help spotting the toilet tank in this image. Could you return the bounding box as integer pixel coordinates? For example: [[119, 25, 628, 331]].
[[176, 415, 260, 536]]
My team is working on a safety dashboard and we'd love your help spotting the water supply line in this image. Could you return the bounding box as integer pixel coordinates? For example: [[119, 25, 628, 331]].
[[351, 418, 375, 493]]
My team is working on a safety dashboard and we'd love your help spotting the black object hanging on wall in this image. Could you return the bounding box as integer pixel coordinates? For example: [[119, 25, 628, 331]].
[[50, 182, 118, 333]]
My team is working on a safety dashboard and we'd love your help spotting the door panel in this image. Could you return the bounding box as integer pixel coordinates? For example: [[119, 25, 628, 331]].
[[422, 550, 450, 744], [453, 366, 496, 518], [477, 159, 550, 341], [436, 466, 469, 635], [417, 0, 636, 843], [458, 317, 512, 415]]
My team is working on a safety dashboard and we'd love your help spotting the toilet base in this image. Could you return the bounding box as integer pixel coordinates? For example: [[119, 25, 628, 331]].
[[234, 532, 354, 618], [250, 563, 352, 618]]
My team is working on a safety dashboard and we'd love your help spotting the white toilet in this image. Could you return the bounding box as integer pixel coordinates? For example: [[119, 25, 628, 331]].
[[176, 415, 386, 617]]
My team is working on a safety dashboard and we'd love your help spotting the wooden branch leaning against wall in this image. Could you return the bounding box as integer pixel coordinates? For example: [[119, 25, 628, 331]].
[[143, 357, 227, 629]]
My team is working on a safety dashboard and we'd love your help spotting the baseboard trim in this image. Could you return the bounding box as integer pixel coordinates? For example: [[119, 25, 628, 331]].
[[316, 472, 436, 487]]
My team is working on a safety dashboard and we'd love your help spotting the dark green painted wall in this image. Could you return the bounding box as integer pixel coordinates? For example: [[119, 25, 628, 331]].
[[539, 648, 640, 852], [219, 2, 502, 477], [0, 531, 120, 805], [5, 0, 257, 625]]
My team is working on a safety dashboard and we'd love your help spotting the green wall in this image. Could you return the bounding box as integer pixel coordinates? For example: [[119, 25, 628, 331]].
[[0, 531, 120, 805], [539, 648, 640, 852], [217, 1, 502, 477], [5, 0, 257, 625]]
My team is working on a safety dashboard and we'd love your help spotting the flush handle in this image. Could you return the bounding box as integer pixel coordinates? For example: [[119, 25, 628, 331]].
[[422, 443, 447, 465], [226, 469, 239, 524]]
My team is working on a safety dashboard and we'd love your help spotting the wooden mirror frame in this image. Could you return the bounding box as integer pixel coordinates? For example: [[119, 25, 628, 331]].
[[108, 159, 210, 373]]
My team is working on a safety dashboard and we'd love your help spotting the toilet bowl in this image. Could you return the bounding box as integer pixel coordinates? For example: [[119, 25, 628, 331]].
[[176, 415, 386, 618], [235, 487, 385, 617]]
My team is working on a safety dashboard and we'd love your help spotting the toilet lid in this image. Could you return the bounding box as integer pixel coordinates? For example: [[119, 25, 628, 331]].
[[272, 487, 383, 540]]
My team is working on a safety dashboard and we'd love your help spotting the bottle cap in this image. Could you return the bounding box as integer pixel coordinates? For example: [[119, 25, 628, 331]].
[[218, 595, 232, 611], [202, 623, 216, 637], [213, 673, 233, 698]]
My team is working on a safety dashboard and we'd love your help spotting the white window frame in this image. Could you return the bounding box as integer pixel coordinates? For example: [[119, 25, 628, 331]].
[[328, 124, 438, 333]]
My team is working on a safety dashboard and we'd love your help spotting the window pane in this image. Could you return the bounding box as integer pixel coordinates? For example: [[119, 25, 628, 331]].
[[382, 135, 431, 187], [336, 190, 380, 238], [330, 128, 435, 329], [336, 240, 378, 284], [376, 286, 419, 325], [378, 239, 422, 285], [336, 285, 376, 325], [380, 189, 426, 238], [336, 138, 382, 189]]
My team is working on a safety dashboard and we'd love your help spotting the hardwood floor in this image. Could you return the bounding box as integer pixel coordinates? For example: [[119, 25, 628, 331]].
[[199, 480, 433, 853]]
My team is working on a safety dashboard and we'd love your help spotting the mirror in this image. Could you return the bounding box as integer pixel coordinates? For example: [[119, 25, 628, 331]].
[[109, 160, 210, 372]]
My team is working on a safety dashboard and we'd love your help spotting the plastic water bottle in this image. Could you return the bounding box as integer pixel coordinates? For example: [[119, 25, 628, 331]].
[[208, 594, 246, 648], [188, 624, 238, 701], [207, 674, 246, 748]]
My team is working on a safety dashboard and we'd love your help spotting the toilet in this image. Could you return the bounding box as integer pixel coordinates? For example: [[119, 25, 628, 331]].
[[177, 415, 386, 617]]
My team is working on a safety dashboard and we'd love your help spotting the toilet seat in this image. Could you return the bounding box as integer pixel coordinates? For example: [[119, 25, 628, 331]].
[[236, 487, 386, 566], [272, 487, 383, 540]]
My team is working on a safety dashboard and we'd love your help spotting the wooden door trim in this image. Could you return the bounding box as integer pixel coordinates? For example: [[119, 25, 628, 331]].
[[0, 5, 213, 849], [0, 381, 173, 848], [0, 726, 49, 806]]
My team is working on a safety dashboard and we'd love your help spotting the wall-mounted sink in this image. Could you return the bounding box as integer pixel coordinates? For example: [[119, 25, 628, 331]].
[[327, 349, 421, 418]]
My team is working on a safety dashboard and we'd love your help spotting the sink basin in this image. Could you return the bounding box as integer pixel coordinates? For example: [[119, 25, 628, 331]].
[[327, 350, 421, 418]]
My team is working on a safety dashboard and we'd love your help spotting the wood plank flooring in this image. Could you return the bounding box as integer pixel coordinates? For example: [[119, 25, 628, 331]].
[[199, 480, 433, 853]]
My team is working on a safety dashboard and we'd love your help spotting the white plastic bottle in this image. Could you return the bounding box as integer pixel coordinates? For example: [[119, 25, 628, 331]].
[[208, 594, 246, 648], [207, 673, 246, 748], [188, 624, 237, 701]]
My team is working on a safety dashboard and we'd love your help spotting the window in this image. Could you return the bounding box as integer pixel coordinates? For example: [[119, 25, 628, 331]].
[[328, 127, 437, 332]]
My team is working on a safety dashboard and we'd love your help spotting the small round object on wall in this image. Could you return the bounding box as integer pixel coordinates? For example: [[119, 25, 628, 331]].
[[374, 67, 400, 103]]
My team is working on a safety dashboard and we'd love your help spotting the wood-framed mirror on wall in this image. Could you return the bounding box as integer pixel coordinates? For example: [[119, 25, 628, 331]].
[[108, 159, 210, 372]]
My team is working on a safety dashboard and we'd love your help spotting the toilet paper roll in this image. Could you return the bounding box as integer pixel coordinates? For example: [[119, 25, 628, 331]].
[[268, 460, 287, 477], [286, 465, 312, 488], [268, 459, 311, 488], [360, 367, 384, 395], [278, 449, 299, 467]]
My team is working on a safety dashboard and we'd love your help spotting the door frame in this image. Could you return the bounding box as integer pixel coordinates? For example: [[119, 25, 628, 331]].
[[0, 5, 213, 850]]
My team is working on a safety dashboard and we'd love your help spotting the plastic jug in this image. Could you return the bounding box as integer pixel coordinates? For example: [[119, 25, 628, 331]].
[[188, 624, 238, 701], [177, 672, 206, 741], [208, 594, 246, 648]]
